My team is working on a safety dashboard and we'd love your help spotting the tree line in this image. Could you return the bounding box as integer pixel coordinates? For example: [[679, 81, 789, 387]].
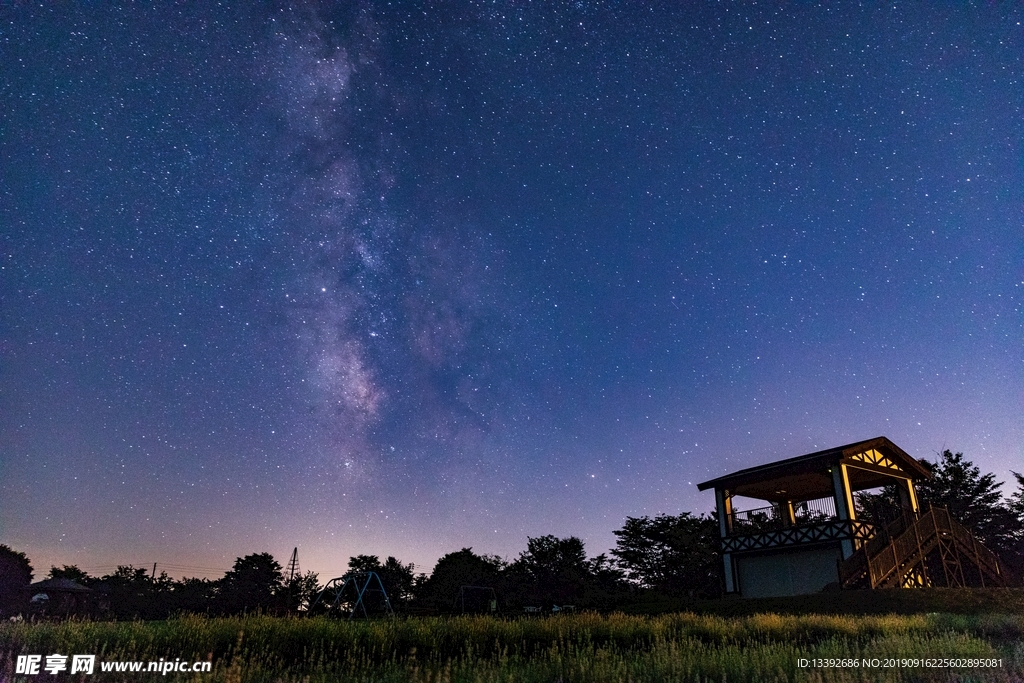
[[0, 517, 720, 619], [2, 449, 1022, 619]]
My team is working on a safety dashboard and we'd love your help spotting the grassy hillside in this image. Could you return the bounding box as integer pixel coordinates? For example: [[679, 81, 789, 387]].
[[3, 603, 1024, 682]]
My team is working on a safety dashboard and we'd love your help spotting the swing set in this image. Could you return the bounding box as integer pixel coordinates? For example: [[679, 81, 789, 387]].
[[309, 571, 395, 619]]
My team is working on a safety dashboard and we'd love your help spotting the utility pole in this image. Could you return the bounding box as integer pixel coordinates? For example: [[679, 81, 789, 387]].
[[286, 548, 300, 613], [287, 548, 299, 582]]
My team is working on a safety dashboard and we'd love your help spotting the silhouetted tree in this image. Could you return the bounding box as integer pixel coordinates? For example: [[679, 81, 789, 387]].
[[347, 554, 383, 574], [587, 553, 625, 583], [47, 565, 93, 584], [419, 548, 504, 612], [0, 545, 33, 616], [98, 565, 172, 619], [517, 536, 587, 577], [1010, 471, 1024, 513], [918, 450, 1020, 556], [283, 571, 322, 612], [611, 512, 720, 597], [579, 553, 628, 606], [513, 535, 590, 606], [854, 485, 904, 526], [1005, 471, 1024, 579], [378, 556, 417, 606], [343, 555, 416, 610], [218, 552, 284, 614], [171, 577, 217, 614]]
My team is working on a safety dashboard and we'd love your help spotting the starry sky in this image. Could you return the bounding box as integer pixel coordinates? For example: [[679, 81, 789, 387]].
[[2, 3, 1022, 581]]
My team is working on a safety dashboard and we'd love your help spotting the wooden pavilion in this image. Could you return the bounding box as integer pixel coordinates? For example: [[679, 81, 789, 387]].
[[697, 437, 1006, 597]]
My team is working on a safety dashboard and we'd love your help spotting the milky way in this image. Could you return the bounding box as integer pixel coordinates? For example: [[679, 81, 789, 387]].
[[261, 8, 526, 495]]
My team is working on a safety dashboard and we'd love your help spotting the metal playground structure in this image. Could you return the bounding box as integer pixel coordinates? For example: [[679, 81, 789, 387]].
[[309, 571, 394, 619]]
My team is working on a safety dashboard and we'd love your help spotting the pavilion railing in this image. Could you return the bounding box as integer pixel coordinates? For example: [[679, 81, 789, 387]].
[[728, 496, 839, 535], [729, 505, 779, 533], [796, 496, 837, 522]]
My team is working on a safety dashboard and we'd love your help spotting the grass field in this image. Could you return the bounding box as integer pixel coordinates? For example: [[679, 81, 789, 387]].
[[3, 592, 1024, 682]]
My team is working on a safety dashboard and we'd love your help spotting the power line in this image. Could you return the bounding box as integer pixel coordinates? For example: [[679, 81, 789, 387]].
[[71, 563, 232, 575]]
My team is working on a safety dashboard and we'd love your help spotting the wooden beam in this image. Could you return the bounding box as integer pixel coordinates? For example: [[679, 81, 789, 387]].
[[840, 457, 916, 480]]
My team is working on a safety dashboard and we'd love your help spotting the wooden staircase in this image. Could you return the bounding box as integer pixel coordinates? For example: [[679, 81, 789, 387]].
[[839, 506, 1007, 589]]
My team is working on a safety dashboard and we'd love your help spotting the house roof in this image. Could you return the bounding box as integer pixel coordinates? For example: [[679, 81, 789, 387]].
[[23, 578, 92, 593], [696, 436, 932, 502]]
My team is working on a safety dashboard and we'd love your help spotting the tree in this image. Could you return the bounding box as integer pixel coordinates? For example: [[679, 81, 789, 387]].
[[854, 485, 903, 526], [611, 512, 720, 597], [917, 450, 1020, 556], [516, 536, 587, 578], [99, 565, 173, 619], [378, 556, 417, 606], [513, 535, 590, 606], [419, 548, 504, 611], [1009, 472, 1024, 534], [347, 554, 383, 574], [343, 555, 416, 609], [579, 553, 628, 606], [283, 571, 321, 612], [218, 552, 284, 614], [1005, 471, 1024, 579], [171, 577, 217, 614], [48, 565, 93, 584], [0, 545, 33, 616], [587, 553, 625, 586]]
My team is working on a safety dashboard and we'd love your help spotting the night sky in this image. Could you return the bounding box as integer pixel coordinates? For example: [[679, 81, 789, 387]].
[[2, 3, 1021, 581]]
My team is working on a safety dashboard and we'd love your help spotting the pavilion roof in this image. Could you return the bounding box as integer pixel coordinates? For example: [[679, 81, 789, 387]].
[[696, 436, 932, 502]]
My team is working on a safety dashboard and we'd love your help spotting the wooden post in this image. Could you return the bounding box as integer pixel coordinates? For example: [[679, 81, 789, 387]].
[[832, 465, 856, 558], [715, 488, 733, 537], [715, 488, 736, 594], [905, 479, 920, 514]]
